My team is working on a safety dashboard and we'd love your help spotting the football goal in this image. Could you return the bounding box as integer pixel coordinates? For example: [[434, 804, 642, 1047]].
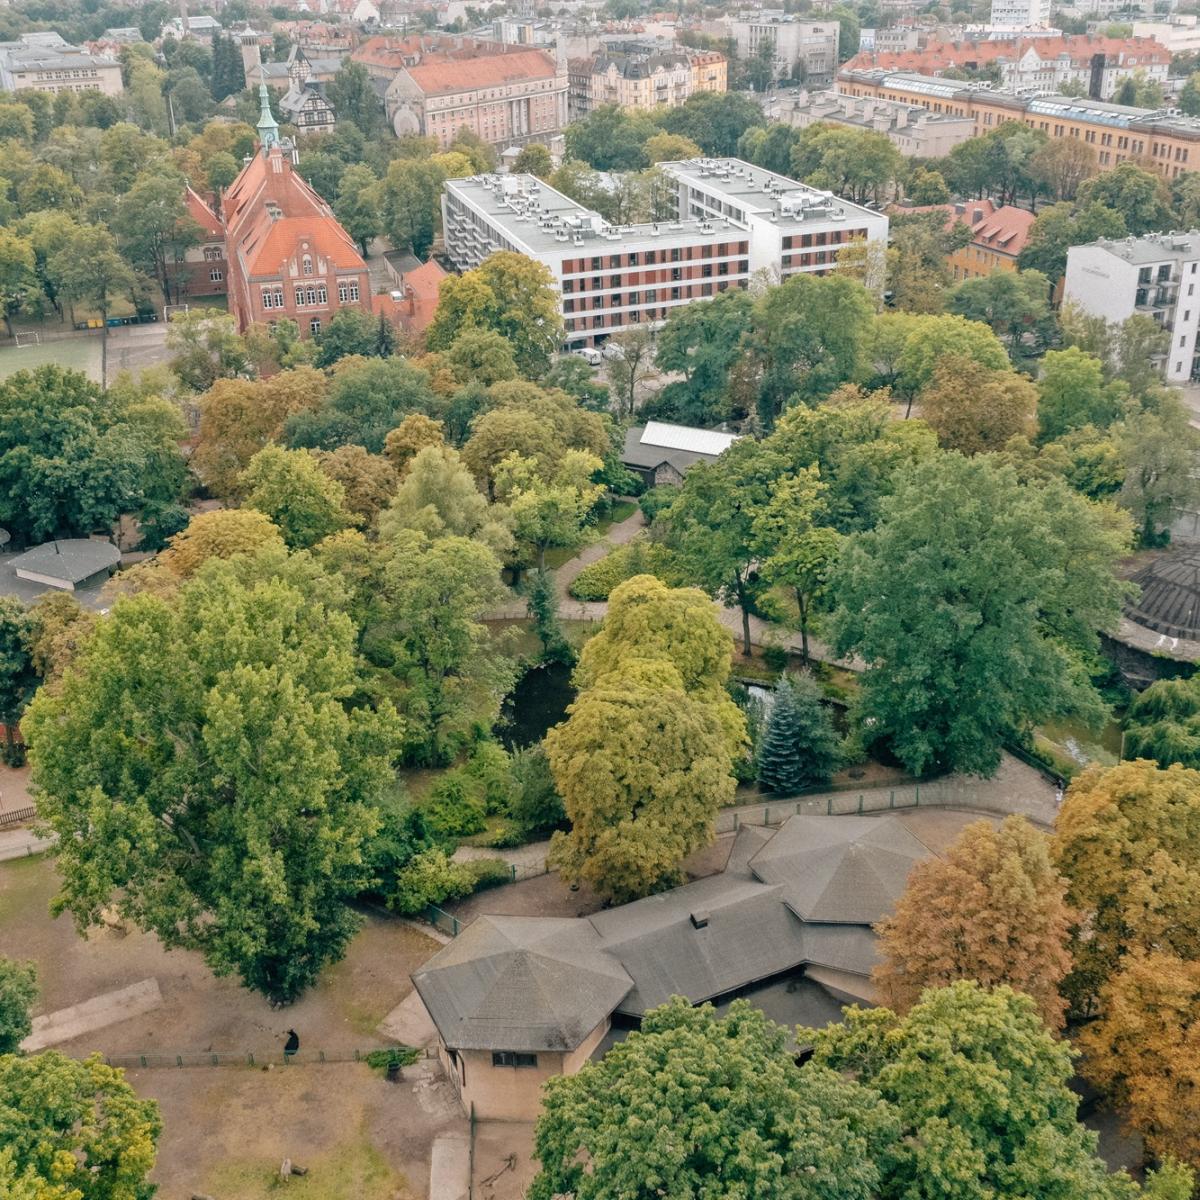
[[13, 331, 41, 347], [163, 303, 190, 323]]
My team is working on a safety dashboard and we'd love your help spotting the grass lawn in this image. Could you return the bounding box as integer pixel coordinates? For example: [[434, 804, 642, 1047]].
[[0, 335, 103, 384], [206, 1139, 407, 1200]]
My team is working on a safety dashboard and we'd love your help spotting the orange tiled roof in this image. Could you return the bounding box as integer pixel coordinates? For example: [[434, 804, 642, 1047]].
[[404, 48, 558, 95], [184, 185, 223, 239], [374, 258, 447, 332], [843, 33, 1169, 75], [904, 198, 1036, 258]]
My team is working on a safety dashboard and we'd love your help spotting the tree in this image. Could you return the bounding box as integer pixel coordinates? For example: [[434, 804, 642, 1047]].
[[193, 367, 328, 498], [1038, 346, 1124, 441], [752, 272, 875, 421], [313, 307, 387, 367], [113, 168, 200, 303], [240, 445, 353, 549], [530, 998, 896, 1200], [1053, 759, 1200, 1014], [757, 673, 839, 792], [333, 163, 380, 256], [1124, 678, 1200, 769], [919, 355, 1037, 455], [564, 105, 658, 169], [380, 530, 508, 763], [1080, 951, 1200, 1168], [802, 981, 1165, 1200], [326, 60, 383, 136], [1031, 136, 1098, 201], [46, 225, 134, 325], [905, 166, 950, 204], [833, 456, 1131, 777], [874, 815, 1074, 1028], [157, 508, 285, 579], [790, 125, 901, 204], [26, 566, 401, 1002], [1119, 397, 1200, 545], [0, 228, 40, 337], [947, 268, 1054, 360], [380, 444, 512, 558], [893, 313, 1010, 408], [643, 130, 702, 162], [0, 365, 185, 544], [166, 307, 249, 392], [0, 1051, 161, 1200], [545, 576, 745, 901], [383, 413, 446, 475], [426, 251, 562, 377], [313, 444, 397, 525], [377, 157, 444, 257], [1181, 71, 1200, 116], [1019, 200, 1127, 281], [1078, 162, 1173, 236], [510, 143, 553, 176], [604, 326, 658, 419], [0, 958, 37, 1054], [654, 287, 754, 425], [657, 91, 764, 157], [0, 597, 35, 752]]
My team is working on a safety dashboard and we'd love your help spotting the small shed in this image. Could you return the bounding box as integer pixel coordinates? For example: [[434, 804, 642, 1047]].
[[621, 421, 740, 487], [10, 539, 120, 592]]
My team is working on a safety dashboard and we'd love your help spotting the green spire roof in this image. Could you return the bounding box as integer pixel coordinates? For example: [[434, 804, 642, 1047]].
[[256, 82, 279, 152]]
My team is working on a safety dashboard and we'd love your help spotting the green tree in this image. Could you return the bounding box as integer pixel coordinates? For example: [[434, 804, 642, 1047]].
[[1181, 72, 1200, 116], [802, 981, 1160, 1200], [1078, 162, 1173, 236], [655, 287, 754, 425], [918, 355, 1037, 455], [0, 958, 37, 1054], [0, 597, 35, 751], [757, 673, 839, 792], [510, 143, 553, 176], [905, 165, 950, 204], [752, 272, 875, 421], [0, 228, 41, 337], [605, 326, 658, 420], [1119, 396, 1200, 545], [1124, 678, 1200, 768], [47, 225, 134, 325], [893, 313, 1010, 407], [531, 998, 896, 1200], [1038, 346, 1124, 441], [26, 565, 401, 1002], [564, 104, 658, 169], [790, 125, 901, 204], [240, 445, 353, 549], [166, 307, 249, 392], [657, 91, 764, 157], [333, 162, 380, 256], [0, 365, 185, 544], [326, 60, 383, 136], [426, 251, 562, 377], [1019, 200, 1127, 281], [0, 1051, 161, 1200], [833, 455, 1131, 776], [313, 306, 387, 367], [495, 449, 603, 571], [377, 157, 443, 257], [947, 268, 1054, 360], [113, 167, 200, 303], [545, 576, 745, 900]]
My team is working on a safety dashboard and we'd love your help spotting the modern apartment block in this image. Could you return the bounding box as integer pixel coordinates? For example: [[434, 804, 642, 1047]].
[[1064, 233, 1200, 383], [441, 157, 887, 348], [704, 13, 839, 86]]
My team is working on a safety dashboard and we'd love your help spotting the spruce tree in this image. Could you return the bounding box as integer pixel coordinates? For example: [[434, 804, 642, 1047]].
[[756, 673, 838, 793]]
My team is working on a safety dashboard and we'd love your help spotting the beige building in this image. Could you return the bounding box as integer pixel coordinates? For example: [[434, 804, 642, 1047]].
[[764, 88, 977, 157], [0, 33, 122, 95], [703, 12, 840, 85], [412, 814, 930, 1120], [569, 45, 727, 118]]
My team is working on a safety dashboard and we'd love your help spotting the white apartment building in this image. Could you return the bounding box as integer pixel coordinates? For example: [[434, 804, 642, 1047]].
[[989, 0, 1051, 30], [441, 157, 888, 348], [1064, 232, 1200, 384], [706, 13, 839, 85]]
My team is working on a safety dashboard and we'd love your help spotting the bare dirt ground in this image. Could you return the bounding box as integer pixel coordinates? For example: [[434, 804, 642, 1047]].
[[0, 762, 32, 816], [0, 852, 451, 1199], [473, 1121, 538, 1200]]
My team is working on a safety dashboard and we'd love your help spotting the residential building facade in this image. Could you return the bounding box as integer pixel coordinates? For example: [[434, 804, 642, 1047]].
[[989, 0, 1051, 30], [441, 157, 887, 349], [279, 80, 336, 134], [222, 87, 372, 337], [176, 185, 229, 300], [905, 197, 1036, 279], [0, 33, 122, 95], [703, 13, 839, 85], [763, 88, 977, 157], [838, 69, 1200, 181], [568, 46, 725, 119], [842, 34, 1170, 99], [1064, 232, 1200, 383]]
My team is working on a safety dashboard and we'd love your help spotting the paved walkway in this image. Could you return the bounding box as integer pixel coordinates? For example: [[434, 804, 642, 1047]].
[[0, 828, 54, 861]]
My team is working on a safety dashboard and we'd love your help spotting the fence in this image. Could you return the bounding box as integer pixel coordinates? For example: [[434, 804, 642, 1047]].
[[102, 1045, 437, 1071], [0, 805, 36, 829]]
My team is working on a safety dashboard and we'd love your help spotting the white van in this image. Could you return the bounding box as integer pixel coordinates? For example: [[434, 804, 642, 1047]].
[[571, 347, 603, 366]]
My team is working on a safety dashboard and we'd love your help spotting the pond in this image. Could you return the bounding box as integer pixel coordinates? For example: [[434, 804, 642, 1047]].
[[1038, 716, 1124, 769], [497, 660, 576, 749]]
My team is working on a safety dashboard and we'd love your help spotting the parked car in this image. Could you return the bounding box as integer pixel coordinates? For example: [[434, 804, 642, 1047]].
[[602, 342, 625, 361]]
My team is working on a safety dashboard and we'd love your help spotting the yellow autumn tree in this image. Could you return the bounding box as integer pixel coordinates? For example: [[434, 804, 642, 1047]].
[[873, 815, 1075, 1029]]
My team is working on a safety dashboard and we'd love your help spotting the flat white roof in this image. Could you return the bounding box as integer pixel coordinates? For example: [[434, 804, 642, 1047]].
[[641, 421, 739, 456]]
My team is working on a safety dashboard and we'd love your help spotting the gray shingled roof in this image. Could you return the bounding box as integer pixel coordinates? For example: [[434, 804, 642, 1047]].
[[621, 424, 720, 475], [11, 539, 119, 584], [411, 916, 632, 1052], [1124, 549, 1200, 641], [748, 815, 929, 925]]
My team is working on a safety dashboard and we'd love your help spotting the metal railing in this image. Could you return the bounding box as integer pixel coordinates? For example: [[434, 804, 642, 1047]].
[[102, 1045, 436, 1070]]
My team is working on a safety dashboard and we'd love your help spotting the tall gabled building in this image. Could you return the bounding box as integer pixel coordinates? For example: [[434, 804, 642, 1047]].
[[221, 85, 372, 337]]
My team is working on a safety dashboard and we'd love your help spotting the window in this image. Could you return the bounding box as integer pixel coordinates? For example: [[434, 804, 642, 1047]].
[[204, 246, 223, 261], [302, 254, 313, 276], [209, 268, 223, 282], [492, 1052, 538, 1068], [310, 318, 321, 335]]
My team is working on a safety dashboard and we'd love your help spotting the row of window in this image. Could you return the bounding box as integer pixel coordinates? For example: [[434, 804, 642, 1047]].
[[260, 281, 360, 309], [564, 262, 743, 292], [563, 243, 750, 273]]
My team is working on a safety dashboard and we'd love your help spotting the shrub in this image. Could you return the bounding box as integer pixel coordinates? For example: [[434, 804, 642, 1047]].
[[507, 744, 566, 837], [462, 741, 514, 815], [462, 857, 514, 892], [388, 848, 475, 914], [569, 538, 680, 601], [761, 645, 789, 673], [639, 486, 674, 523], [364, 1046, 421, 1072], [423, 775, 486, 841]]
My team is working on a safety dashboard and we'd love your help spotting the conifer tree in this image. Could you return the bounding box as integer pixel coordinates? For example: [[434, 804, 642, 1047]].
[[756, 673, 839, 793]]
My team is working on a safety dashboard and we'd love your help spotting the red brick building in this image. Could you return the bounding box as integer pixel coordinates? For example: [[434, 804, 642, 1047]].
[[176, 185, 227, 301], [221, 86, 373, 337]]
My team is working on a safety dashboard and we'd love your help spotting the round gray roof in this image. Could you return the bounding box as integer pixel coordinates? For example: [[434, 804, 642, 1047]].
[[1124, 550, 1200, 641]]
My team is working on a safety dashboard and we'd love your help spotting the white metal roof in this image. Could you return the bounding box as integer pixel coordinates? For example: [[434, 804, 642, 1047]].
[[640, 421, 740, 457]]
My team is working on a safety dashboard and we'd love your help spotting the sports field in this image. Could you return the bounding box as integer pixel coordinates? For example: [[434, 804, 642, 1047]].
[[0, 334, 104, 384]]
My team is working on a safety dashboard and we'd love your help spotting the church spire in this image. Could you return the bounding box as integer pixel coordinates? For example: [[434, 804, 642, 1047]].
[[256, 82, 279, 153]]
